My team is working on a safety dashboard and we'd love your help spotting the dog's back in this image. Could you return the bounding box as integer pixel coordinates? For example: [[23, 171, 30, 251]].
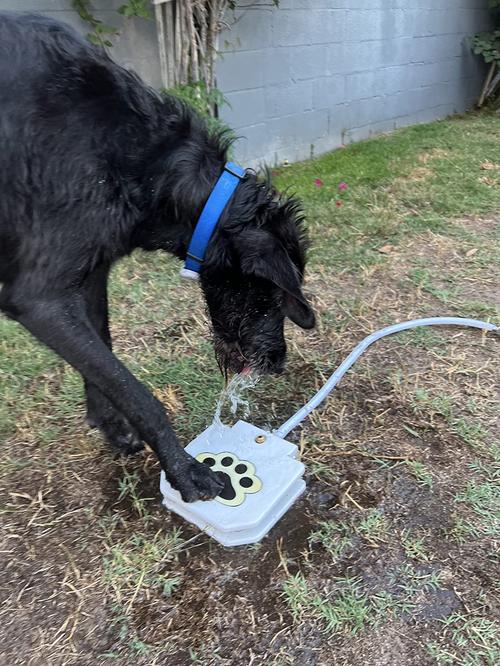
[[0, 12, 160, 285], [0, 12, 89, 88]]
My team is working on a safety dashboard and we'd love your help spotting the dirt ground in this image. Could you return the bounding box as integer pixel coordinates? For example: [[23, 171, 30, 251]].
[[1, 118, 499, 665]]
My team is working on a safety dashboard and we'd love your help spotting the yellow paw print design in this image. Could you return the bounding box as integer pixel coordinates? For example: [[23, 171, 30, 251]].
[[196, 451, 262, 507]]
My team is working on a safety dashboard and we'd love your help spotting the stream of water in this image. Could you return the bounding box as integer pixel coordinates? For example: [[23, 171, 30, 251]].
[[212, 372, 261, 428]]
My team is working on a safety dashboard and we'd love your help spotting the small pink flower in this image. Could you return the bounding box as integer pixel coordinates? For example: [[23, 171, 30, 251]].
[[336, 200, 343, 207], [314, 178, 323, 188], [338, 182, 348, 191]]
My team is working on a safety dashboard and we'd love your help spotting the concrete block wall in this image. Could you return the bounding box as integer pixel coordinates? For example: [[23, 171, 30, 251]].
[[0, 0, 162, 87], [217, 0, 492, 166], [1, 1, 492, 166]]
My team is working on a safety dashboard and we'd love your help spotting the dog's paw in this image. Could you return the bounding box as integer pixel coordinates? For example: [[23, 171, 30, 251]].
[[169, 457, 225, 503], [88, 414, 144, 456], [196, 452, 262, 507]]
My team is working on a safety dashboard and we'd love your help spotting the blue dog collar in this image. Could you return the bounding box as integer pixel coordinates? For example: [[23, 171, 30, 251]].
[[180, 162, 246, 280]]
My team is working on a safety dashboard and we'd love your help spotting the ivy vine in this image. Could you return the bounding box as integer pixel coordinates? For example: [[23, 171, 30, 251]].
[[71, 0, 151, 48], [472, 0, 500, 104]]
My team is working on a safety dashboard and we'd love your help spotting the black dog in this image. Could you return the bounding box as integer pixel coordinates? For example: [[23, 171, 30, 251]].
[[0, 12, 315, 502]]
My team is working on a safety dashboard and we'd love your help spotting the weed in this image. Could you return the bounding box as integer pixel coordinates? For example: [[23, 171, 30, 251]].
[[411, 388, 493, 455], [309, 510, 388, 559], [454, 478, 499, 537], [405, 460, 434, 488], [456, 300, 500, 320], [319, 578, 371, 635], [308, 461, 341, 484], [282, 574, 372, 635], [452, 419, 488, 447], [282, 564, 444, 637], [395, 328, 447, 350], [448, 516, 480, 542], [309, 521, 353, 560], [389, 563, 443, 600], [411, 388, 454, 420], [117, 468, 155, 521], [102, 529, 184, 604], [427, 612, 500, 665], [407, 268, 456, 303], [401, 530, 429, 562], [370, 590, 416, 617], [356, 509, 388, 543]]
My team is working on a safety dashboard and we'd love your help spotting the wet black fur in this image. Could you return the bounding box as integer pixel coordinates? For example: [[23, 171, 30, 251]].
[[0, 12, 314, 502]]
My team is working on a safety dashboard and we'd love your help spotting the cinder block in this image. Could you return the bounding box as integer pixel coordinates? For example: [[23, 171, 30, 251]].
[[326, 42, 348, 74], [328, 102, 351, 136], [265, 48, 292, 86], [410, 103, 460, 125], [272, 10, 314, 47], [273, 9, 346, 47], [347, 40, 384, 72], [221, 89, 266, 129], [309, 133, 343, 158], [291, 44, 330, 80], [265, 80, 313, 118], [221, 9, 273, 52], [217, 50, 266, 92], [231, 123, 269, 163], [400, 10, 443, 38], [39, 8, 162, 87], [345, 9, 404, 43], [344, 96, 388, 128], [343, 0, 390, 8], [379, 65, 412, 95], [410, 34, 468, 63], [266, 109, 329, 149], [313, 75, 346, 108], [344, 118, 400, 144], [345, 70, 377, 101], [294, 1, 348, 9], [1, 1, 76, 8]]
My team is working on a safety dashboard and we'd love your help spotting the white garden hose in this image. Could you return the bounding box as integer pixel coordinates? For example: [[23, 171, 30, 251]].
[[275, 317, 498, 439]]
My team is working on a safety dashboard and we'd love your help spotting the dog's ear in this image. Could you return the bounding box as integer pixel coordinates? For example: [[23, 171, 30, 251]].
[[234, 229, 315, 329]]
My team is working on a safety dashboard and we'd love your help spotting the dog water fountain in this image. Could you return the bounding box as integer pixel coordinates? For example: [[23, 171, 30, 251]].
[[160, 317, 497, 546]]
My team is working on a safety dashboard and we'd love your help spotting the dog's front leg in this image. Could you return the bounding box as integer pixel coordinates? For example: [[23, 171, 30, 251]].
[[83, 265, 143, 455], [2, 292, 223, 502]]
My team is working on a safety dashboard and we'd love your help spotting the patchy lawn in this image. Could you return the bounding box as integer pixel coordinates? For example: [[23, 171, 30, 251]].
[[0, 111, 499, 666]]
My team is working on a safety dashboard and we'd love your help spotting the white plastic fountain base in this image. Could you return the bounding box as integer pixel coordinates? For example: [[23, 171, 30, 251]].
[[160, 317, 497, 547], [160, 420, 305, 546]]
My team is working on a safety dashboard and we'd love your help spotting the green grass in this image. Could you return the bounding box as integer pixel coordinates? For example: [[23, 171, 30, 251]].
[[394, 328, 448, 350], [309, 520, 354, 560], [356, 509, 389, 543], [0, 318, 61, 439], [283, 563, 446, 636], [401, 530, 429, 562], [275, 112, 500, 271], [117, 468, 156, 522], [454, 478, 499, 538], [309, 509, 388, 560], [410, 387, 494, 455], [405, 460, 434, 488], [283, 574, 372, 635], [102, 529, 184, 601]]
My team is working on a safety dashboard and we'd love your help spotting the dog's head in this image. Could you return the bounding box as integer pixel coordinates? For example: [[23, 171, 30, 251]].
[[199, 174, 315, 376]]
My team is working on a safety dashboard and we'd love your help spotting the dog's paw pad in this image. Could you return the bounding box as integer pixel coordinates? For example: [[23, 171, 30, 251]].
[[196, 452, 262, 507]]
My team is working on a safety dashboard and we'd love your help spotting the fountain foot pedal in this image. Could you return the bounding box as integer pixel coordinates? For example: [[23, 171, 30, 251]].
[[160, 420, 305, 546]]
